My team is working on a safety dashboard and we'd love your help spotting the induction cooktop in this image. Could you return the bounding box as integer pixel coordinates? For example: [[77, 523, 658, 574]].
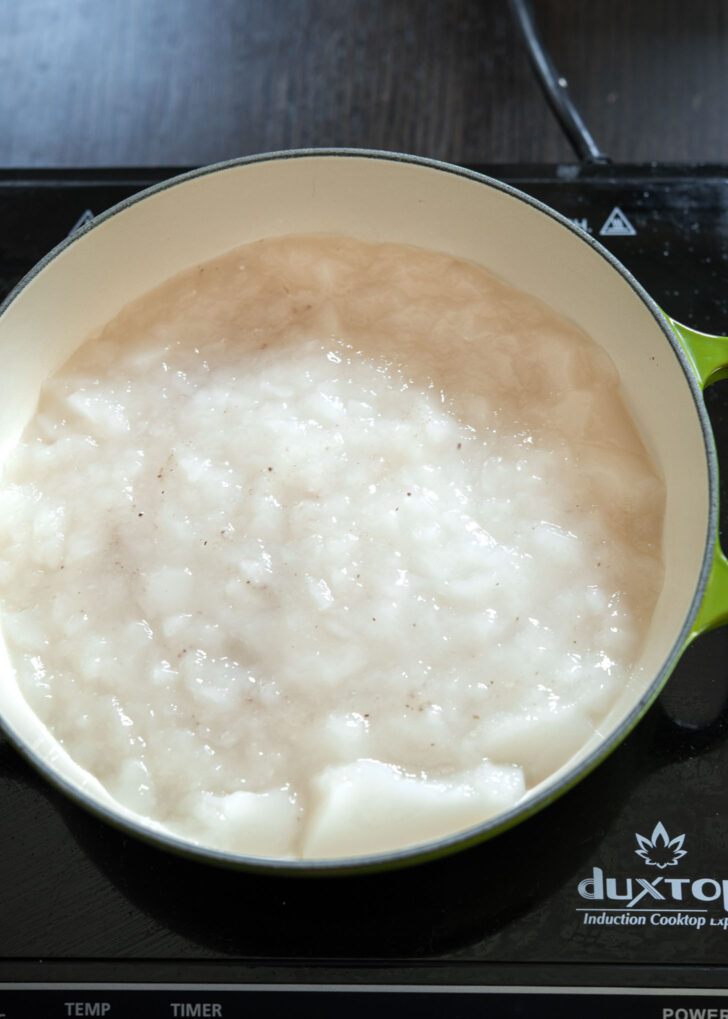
[[0, 163, 727, 1018]]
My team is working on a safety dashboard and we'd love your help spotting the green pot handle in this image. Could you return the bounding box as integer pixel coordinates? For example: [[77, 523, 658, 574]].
[[667, 317, 728, 641]]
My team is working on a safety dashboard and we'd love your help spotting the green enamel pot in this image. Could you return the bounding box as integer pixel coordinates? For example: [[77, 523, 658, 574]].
[[0, 150, 727, 875]]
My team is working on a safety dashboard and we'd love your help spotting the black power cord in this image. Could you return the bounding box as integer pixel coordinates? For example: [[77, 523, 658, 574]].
[[508, 0, 611, 165]]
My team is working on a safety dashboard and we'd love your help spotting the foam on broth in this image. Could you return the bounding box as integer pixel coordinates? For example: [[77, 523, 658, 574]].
[[0, 236, 664, 859]]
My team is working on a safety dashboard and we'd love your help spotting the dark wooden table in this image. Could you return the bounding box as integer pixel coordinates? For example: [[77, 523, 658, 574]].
[[1, 0, 726, 168]]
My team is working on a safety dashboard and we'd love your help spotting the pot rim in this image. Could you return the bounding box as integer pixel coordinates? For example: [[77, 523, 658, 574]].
[[0, 148, 719, 875]]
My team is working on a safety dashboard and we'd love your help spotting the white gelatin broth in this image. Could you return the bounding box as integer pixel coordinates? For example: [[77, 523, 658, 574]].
[[0, 236, 664, 859]]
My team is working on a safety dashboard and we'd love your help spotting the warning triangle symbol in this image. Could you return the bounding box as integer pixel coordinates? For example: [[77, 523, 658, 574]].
[[68, 208, 95, 236], [599, 206, 636, 237]]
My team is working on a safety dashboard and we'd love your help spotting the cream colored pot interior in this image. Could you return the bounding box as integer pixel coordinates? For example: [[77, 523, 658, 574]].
[[0, 153, 712, 863]]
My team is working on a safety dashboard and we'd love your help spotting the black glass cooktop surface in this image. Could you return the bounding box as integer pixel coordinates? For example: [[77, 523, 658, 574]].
[[0, 163, 727, 1017]]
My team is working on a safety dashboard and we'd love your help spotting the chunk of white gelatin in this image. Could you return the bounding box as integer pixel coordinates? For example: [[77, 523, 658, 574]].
[[66, 391, 130, 434], [303, 758, 526, 858], [171, 787, 300, 857], [475, 705, 596, 786]]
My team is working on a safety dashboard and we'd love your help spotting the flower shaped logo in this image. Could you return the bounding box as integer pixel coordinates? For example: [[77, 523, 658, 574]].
[[635, 821, 687, 869]]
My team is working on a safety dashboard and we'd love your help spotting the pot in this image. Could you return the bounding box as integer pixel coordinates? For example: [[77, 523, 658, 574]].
[[0, 149, 727, 874]]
